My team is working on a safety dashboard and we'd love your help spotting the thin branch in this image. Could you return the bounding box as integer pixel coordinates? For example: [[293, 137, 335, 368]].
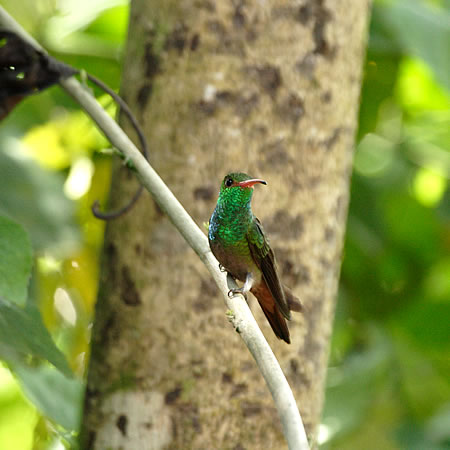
[[0, 8, 310, 450], [0, 15, 146, 219], [85, 71, 148, 219]]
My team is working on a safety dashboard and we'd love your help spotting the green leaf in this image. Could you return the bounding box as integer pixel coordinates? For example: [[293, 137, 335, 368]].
[[380, 0, 450, 90], [84, 5, 129, 44], [390, 329, 450, 420], [425, 404, 450, 446], [396, 59, 450, 113], [0, 367, 37, 450], [323, 326, 391, 441], [0, 298, 72, 377], [0, 216, 32, 306], [14, 365, 83, 431], [394, 300, 450, 350], [0, 151, 79, 253], [381, 192, 440, 265]]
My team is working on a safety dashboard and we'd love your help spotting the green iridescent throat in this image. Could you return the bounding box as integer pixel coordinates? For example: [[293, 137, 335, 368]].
[[209, 186, 254, 247]]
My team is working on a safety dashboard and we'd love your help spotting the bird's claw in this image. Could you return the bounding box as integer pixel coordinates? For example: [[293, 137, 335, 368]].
[[228, 288, 248, 300], [219, 264, 227, 273]]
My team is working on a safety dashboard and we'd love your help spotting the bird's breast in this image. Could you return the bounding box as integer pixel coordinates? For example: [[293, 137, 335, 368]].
[[209, 225, 259, 282]]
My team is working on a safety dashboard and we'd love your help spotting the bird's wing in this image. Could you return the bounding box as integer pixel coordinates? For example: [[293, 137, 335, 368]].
[[247, 217, 291, 319]]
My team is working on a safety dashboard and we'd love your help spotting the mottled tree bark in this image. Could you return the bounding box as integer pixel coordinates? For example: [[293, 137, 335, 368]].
[[81, 0, 371, 448]]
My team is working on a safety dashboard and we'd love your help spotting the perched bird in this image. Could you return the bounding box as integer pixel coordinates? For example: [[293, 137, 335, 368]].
[[208, 172, 302, 344]]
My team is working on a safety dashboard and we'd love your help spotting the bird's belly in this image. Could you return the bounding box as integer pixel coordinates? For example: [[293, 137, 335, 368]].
[[209, 239, 259, 282]]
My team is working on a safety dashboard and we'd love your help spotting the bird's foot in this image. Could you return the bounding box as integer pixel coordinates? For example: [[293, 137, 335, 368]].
[[227, 287, 248, 300], [219, 264, 227, 273]]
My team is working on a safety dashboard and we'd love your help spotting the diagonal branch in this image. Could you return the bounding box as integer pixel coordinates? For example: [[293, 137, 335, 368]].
[[0, 8, 310, 449]]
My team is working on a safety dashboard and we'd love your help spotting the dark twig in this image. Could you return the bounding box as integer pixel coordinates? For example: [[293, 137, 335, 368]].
[[84, 73, 148, 220], [0, 27, 148, 220]]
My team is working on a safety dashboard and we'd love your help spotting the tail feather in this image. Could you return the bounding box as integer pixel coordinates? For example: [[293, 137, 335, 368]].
[[251, 281, 291, 344], [284, 285, 303, 312], [260, 305, 291, 344]]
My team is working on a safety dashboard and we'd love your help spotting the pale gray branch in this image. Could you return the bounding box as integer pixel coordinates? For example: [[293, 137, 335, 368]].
[[0, 8, 310, 449]]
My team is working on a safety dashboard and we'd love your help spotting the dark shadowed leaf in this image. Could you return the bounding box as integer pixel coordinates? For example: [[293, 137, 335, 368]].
[[390, 328, 450, 421], [0, 297, 72, 377], [323, 327, 391, 441], [0, 150, 79, 252]]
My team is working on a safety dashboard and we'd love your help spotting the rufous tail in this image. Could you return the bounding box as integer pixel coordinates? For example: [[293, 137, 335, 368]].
[[251, 280, 291, 344]]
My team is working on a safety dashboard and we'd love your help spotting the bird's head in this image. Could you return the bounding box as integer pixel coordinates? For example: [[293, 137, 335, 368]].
[[220, 172, 267, 192], [216, 172, 267, 207]]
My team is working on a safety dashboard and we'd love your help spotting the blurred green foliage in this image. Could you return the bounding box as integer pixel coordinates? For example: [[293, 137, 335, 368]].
[[322, 1, 450, 449], [0, 0, 117, 446], [0, 0, 448, 448], [0, 216, 32, 305]]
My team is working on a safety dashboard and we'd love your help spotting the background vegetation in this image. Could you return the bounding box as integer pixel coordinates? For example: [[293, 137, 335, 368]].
[[0, 0, 448, 448]]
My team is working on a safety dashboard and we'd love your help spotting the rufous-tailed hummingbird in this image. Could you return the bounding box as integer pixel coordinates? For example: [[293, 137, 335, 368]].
[[208, 172, 302, 344]]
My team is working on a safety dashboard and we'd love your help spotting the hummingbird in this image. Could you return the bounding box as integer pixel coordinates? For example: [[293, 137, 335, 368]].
[[208, 172, 302, 344]]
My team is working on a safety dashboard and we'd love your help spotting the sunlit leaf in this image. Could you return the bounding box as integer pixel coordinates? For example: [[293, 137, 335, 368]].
[[412, 166, 447, 207], [396, 58, 450, 113], [14, 365, 82, 431], [0, 367, 37, 450], [44, 1, 128, 63], [22, 111, 108, 170], [0, 216, 32, 306], [84, 4, 129, 44], [64, 156, 95, 200]]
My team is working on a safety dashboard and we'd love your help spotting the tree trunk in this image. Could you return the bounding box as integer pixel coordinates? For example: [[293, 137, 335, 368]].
[[81, 0, 371, 448]]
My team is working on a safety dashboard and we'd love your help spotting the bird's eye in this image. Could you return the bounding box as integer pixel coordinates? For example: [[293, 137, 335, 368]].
[[225, 178, 233, 187]]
